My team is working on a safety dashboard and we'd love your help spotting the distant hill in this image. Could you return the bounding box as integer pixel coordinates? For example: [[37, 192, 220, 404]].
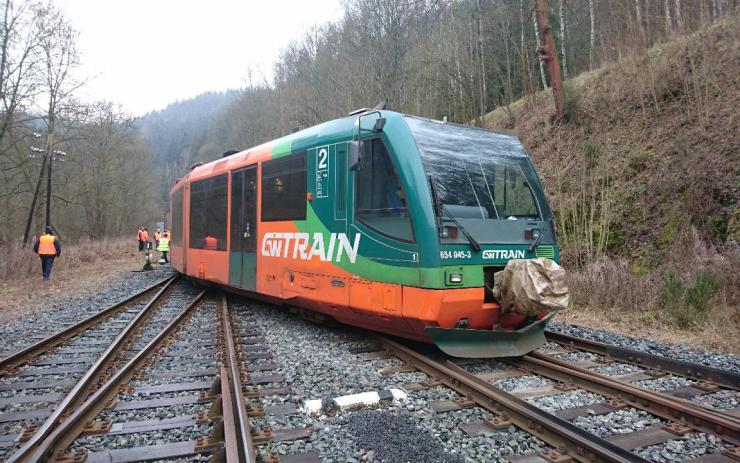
[[484, 17, 739, 269], [138, 90, 239, 196]]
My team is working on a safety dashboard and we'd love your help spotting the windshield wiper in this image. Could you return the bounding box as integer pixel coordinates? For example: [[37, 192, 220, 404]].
[[428, 175, 481, 253]]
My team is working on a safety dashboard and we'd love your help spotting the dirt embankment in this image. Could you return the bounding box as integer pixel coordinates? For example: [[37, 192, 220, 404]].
[[486, 18, 740, 354], [0, 238, 149, 324]]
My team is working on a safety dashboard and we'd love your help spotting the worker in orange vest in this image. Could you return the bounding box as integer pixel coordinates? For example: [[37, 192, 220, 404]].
[[137, 227, 144, 251], [204, 235, 217, 250], [142, 228, 150, 251], [154, 229, 161, 249], [33, 226, 61, 280]]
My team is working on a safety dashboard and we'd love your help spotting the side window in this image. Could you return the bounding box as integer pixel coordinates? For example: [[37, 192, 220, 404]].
[[189, 174, 228, 250], [356, 139, 414, 242], [171, 188, 183, 246], [262, 152, 307, 222]]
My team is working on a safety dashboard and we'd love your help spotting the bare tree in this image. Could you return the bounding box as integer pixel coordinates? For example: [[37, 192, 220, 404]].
[[634, 0, 646, 41], [674, 0, 684, 31], [533, 6, 548, 89], [589, 0, 596, 70], [559, 0, 568, 79], [476, 0, 487, 120], [664, 0, 673, 34]]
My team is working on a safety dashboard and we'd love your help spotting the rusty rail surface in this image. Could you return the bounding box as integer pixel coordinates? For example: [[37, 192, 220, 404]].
[[6, 276, 179, 462], [545, 331, 740, 391], [380, 337, 647, 463], [220, 295, 257, 462], [516, 351, 740, 446], [9, 288, 207, 463], [0, 274, 176, 373]]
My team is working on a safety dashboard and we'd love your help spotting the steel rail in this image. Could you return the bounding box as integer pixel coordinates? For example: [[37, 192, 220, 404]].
[[220, 295, 257, 462], [529, 351, 740, 427], [516, 352, 740, 446], [379, 337, 648, 463], [6, 276, 180, 462], [0, 274, 176, 372], [545, 331, 740, 390], [10, 288, 207, 463]]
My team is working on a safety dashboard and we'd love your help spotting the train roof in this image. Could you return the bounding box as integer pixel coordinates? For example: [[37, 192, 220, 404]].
[[173, 110, 522, 189]]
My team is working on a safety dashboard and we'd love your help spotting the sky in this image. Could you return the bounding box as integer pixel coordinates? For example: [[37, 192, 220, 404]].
[[56, 0, 343, 116]]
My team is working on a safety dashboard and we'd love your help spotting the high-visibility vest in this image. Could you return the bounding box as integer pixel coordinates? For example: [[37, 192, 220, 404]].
[[37, 234, 56, 256], [157, 237, 170, 252], [142, 231, 149, 241], [205, 236, 217, 250]]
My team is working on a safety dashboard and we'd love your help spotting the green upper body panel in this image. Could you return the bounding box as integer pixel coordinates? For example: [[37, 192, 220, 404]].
[[262, 111, 559, 289]]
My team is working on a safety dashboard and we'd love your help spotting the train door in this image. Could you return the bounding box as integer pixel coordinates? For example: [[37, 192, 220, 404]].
[[229, 166, 258, 290]]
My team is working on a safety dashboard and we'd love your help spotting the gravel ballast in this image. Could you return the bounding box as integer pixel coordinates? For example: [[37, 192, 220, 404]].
[[548, 322, 740, 373]]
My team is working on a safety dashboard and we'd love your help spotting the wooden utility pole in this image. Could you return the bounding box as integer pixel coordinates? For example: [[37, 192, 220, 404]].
[[535, 0, 566, 120]]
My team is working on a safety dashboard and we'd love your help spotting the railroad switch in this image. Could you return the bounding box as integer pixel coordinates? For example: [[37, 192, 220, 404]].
[[539, 448, 573, 463], [81, 419, 113, 436], [53, 448, 87, 463]]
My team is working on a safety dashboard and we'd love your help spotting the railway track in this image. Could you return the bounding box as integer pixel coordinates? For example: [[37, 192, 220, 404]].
[[379, 336, 740, 463], [0, 287, 319, 463], [2, 282, 738, 462]]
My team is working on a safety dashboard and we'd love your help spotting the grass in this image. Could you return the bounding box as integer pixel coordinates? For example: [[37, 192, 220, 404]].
[[0, 238, 147, 324]]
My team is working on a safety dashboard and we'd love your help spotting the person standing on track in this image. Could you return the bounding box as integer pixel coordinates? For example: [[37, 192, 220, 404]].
[[33, 226, 61, 280], [157, 234, 170, 264], [137, 227, 144, 252], [142, 228, 150, 251]]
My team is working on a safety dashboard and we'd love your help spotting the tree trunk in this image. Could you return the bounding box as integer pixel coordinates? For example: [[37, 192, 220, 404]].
[[634, 0, 646, 41], [589, 0, 596, 71], [535, 0, 566, 120], [519, 0, 533, 95], [559, 0, 568, 79], [664, 0, 673, 35], [674, 0, 683, 30], [533, 9, 548, 89], [476, 0, 487, 120]]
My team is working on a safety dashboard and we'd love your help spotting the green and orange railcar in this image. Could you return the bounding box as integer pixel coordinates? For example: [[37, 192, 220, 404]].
[[169, 110, 559, 357]]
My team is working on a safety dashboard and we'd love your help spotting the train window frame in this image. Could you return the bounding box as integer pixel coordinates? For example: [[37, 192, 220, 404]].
[[261, 152, 307, 222], [354, 137, 416, 244], [188, 174, 228, 251]]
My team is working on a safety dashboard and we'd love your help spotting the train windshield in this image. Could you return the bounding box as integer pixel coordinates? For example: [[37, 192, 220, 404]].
[[405, 116, 545, 221]]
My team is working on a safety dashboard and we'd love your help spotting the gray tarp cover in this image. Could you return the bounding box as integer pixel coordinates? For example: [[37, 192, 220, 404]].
[[493, 258, 570, 315]]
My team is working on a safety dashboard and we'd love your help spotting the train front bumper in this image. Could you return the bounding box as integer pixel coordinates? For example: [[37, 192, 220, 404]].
[[424, 313, 554, 358]]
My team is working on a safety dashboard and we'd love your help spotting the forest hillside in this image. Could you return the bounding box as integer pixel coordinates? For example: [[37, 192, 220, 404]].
[[485, 18, 738, 348]]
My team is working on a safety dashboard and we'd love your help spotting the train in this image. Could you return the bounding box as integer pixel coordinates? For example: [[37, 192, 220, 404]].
[[168, 109, 560, 358]]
